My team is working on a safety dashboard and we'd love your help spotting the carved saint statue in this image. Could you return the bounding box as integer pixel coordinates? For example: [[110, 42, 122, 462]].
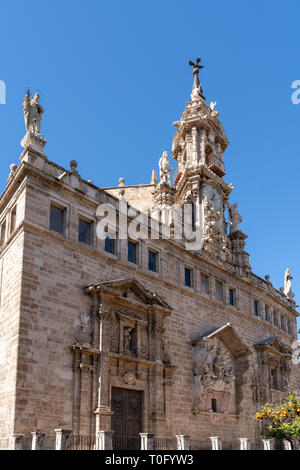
[[23, 91, 44, 135], [284, 268, 295, 299], [227, 203, 242, 234], [159, 151, 172, 186], [123, 327, 132, 352]]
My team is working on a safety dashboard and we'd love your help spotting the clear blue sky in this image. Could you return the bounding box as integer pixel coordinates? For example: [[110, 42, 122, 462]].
[[0, 1, 299, 332]]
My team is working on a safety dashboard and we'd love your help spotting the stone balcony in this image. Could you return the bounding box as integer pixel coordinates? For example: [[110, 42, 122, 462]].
[[206, 154, 225, 177]]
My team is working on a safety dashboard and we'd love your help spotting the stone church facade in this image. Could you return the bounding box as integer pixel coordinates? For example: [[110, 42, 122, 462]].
[[0, 61, 299, 448]]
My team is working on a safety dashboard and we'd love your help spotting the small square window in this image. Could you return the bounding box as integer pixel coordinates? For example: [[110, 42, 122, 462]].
[[78, 218, 92, 245], [229, 288, 235, 306], [148, 250, 158, 273], [128, 241, 138, 264], [50, 205, 65, 234], [216, 280, 224, 302], [254, 300, 259, 316], [201, 274, 209, 295], [105, 235, 116, 255], [185, 267, 193, 288]]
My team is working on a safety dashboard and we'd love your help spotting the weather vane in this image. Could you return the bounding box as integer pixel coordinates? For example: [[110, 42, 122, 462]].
[[188, 57, 205, 100], [189, 57, 204, 76]]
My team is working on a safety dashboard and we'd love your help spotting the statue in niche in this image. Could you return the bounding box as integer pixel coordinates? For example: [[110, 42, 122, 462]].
[[159, 151, 172, 186], [123, 327, 132, 353], [228, 202, 242, 234], [284, 268, 295, 299]]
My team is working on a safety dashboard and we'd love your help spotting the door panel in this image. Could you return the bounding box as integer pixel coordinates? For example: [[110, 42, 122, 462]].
[[111, 387, 142, 437]]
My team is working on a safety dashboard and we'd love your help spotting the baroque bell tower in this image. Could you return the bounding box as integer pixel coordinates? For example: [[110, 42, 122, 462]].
[[172, 58, 234, 262]]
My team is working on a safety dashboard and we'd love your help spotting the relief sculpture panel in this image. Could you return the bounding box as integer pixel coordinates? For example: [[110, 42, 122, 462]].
[[192, 337, 235, 415]]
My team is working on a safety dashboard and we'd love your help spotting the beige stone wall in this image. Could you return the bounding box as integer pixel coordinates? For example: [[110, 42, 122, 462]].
[[0, 186, 26, 448], [105, 184, 155, 213], [0, 155, 298, 443]]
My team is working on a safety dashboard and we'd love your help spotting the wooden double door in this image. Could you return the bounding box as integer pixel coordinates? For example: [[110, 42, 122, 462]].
[[111, 387, 143, 439]]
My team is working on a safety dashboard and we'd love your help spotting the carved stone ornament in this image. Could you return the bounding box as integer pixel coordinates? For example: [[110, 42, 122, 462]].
[[209, 414, 226, 425], [202, 203, 229, 262], [192, 338, 234, 414], [123, 371, 136, 385], [75, 312, 92, 345], [109, 312, 120, 352], [194, 339, 234, 386]]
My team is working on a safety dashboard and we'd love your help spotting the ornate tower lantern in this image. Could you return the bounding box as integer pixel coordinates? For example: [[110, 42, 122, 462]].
[[171, 59, 233, 261]]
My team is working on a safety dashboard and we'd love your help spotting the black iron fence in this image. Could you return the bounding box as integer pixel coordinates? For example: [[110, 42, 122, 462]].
[[71, 435, 96, 450], [9, 431, 299, 450], [112, 434, 141, 450], [222, 439, 240, 450], [40, 435, 56, 450], [189, 439, 212, 450], [154, 437, 177, 450], [21, 437, 33, 450]]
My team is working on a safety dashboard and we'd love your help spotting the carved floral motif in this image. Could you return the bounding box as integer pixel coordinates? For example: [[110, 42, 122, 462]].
[[109, 313, 119, 352]]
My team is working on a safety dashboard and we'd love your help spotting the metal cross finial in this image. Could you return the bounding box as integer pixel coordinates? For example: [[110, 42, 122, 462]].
[[189, 57, 204, 76]]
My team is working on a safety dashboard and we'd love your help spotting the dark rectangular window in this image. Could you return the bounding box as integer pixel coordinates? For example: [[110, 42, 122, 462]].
[[211, 398, 217, 413], [201, 274, 209, 295], [78, 219, 92, 245], [148, 250, 158, 272], [265, 305, 270, 322], [10, 206, 17, 233], [50, 205, 65, 234], [0, 221, 6, 245], [273, 311, 279, 327], [216, 280, 224, 302], [271, 368, 278, 390], [105, 235, 116, 255], [229, 288, 235, 306], [185, 267, 193, 287], [288, 320, 292, 336], [128, 241, 138, 264], [254, 300, 259, 316], [281, 316, 286, 331]]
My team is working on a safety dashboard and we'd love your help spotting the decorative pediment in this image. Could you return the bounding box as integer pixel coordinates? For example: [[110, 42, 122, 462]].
[[254, 336, 291, 356], [191, 323, 250, 358], [85, 278, 172, 312]]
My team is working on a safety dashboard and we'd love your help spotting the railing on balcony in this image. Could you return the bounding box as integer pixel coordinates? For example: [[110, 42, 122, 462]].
[[172, 165, 182, 186], [206, 153, 225, 177]]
